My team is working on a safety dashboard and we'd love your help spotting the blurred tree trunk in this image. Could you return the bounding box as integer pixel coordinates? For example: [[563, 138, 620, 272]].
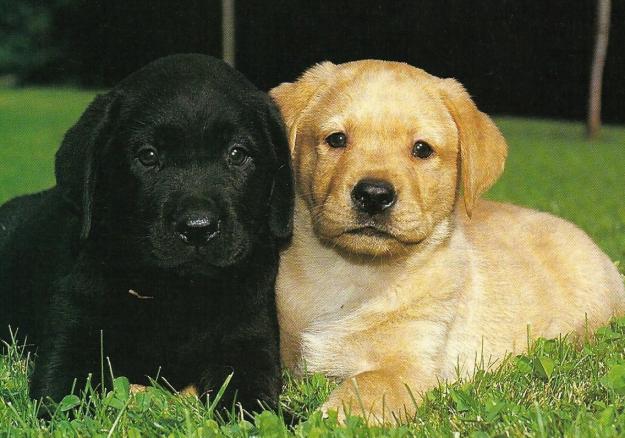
[[222, 0, 236, 67], [587, 0, 611, 139]]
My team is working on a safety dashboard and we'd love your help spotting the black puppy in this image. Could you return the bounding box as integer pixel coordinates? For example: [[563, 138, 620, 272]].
[[0, 54, 293, 411]]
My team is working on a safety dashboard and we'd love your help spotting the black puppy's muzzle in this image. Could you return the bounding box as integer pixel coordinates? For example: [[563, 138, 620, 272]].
[[175, 211, 220, 246], [169, 196, 221, 247]]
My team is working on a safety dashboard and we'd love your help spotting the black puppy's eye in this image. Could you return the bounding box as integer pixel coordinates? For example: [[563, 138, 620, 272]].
[[412, 140, 434, 159], [228, 146, 250, 166], [137, 147, 160, 167], [325, 132, 347, 148]]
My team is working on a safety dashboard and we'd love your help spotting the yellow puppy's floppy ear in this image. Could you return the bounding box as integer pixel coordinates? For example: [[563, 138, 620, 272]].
[[439, 78, 507, 217], [269, 61, 337, 151]]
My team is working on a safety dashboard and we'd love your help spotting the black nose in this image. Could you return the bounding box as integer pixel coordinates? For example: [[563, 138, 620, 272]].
[[351, 179, 396, 215], [175, 211, 220, 246]]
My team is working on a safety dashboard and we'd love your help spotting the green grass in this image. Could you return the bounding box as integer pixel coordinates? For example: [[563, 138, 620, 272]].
[[3, 321, 625, 436], [488, 118, 625, 270], [1, 88, 625, 436], [0, 87, 96, 203]]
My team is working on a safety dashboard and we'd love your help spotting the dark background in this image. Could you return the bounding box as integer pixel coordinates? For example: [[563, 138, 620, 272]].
[[1, 0, 623, 122]]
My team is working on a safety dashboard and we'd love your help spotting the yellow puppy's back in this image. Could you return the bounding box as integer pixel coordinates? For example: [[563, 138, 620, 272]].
[[442, 199, 625, 375]]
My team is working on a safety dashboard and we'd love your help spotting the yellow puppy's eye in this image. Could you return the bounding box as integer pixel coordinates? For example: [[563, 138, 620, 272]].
[[412, 140, 434, 159], [325, 132, 347, 148]]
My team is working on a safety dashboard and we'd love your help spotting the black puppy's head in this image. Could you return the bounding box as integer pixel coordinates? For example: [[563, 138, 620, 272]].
[[55, 54, 293, 274]]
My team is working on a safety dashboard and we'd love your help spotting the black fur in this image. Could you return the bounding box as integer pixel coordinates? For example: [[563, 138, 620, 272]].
[[0, 54, 293, 412]]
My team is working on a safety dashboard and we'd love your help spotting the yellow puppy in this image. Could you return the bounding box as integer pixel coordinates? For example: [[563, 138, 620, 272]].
[[270, 60, 625, 422]]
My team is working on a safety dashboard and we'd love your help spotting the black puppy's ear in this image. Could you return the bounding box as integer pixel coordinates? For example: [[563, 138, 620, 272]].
[[265, 105, 294, 241], [55, 92, 121, 240]]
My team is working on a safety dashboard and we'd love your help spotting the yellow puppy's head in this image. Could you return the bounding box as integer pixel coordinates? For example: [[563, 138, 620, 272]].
[[271, 60, 507, 257]]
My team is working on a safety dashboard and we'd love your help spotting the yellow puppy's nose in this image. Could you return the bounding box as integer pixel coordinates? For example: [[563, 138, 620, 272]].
[[351, 179, 396, 215]]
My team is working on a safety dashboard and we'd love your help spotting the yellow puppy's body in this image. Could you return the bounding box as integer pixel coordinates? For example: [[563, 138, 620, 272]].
[[271, 60, 625, 421]]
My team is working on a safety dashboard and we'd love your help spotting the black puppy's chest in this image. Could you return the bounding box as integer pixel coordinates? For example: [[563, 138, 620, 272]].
[[95, 277, 230, 385]]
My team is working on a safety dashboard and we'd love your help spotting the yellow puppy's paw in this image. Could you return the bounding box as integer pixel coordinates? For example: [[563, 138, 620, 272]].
[[320, 399, 348, 423], [181, 385, 199, 397], [320, 372, 422, 424], [321, 395, 388, 424], [129, 384, 147, 394], [129, 383, 199, 398], [320, 380, 375, 423]]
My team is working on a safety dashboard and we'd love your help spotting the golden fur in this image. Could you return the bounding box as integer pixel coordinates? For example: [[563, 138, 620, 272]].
[[270, 60, 625, 422]]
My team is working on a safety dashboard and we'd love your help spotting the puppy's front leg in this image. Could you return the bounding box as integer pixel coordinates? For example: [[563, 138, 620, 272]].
[[197, 316, 281, 413], [30, 315, 101, 404], [29, 274, 109, 406], [322, 368, 434, 424]]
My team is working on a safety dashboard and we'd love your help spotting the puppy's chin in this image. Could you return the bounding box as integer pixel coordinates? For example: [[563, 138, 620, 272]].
[[147, 232, 251, 275], [312, 210, 429, 258], [314, 222, 419, 258], [328, 233, 412, 258], [176, 244, 249, 272]]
